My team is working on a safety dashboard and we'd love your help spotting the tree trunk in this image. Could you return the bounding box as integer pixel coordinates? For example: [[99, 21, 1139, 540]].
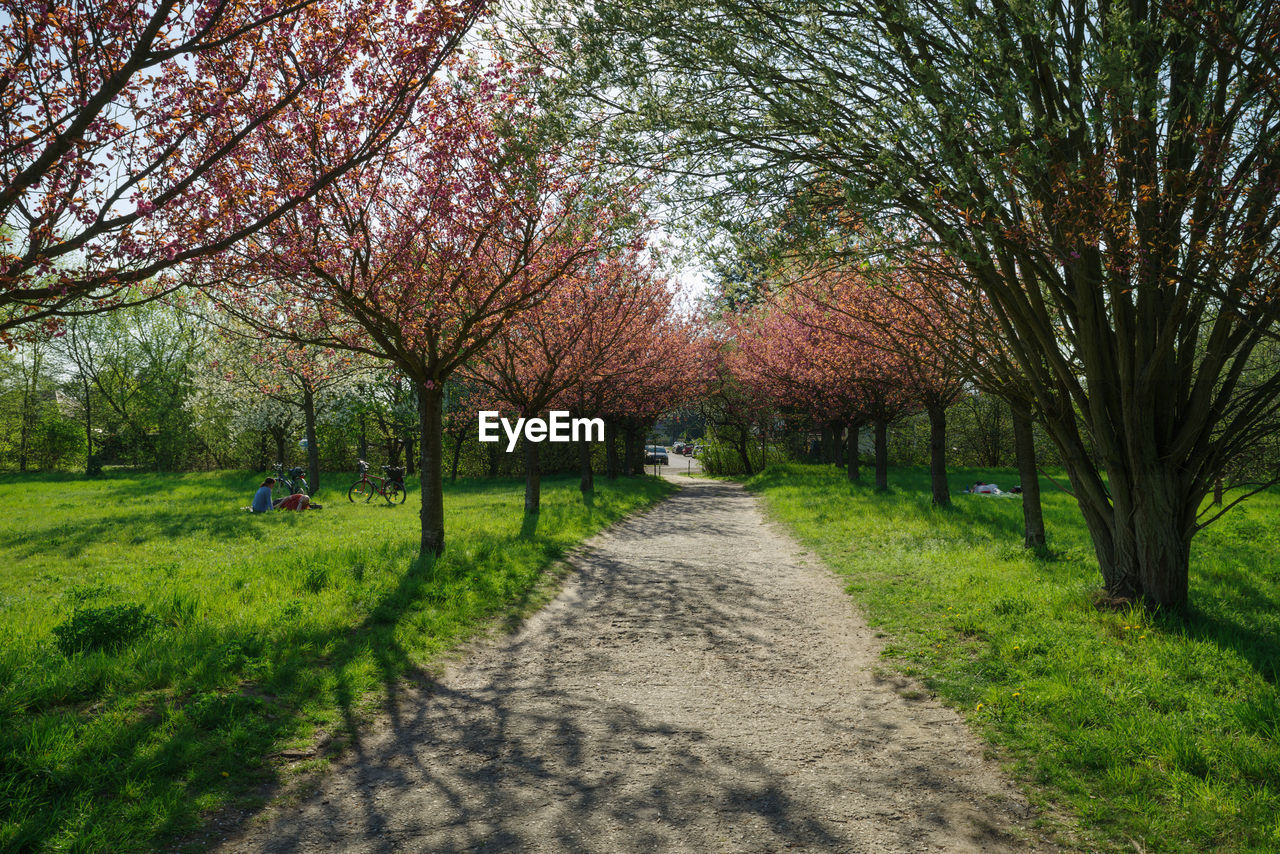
[[1213, 476, 1223, 506], [927, 402, 950, 507], [834, 422, 845, 467], [820, 423, 834, 464], [525, 440, 542, 513], [624, 423, 639, 476], [405, 433, 416, 476], [736, 428, 754, 475], [1072, 469, 1193, 610], [1011, 404, 1046, 549], [83, 376, 94, 476], [418, 384, 445, 558], [303, 384, 320, 494], [605, 420, 620, 479], [633, 425, 648, 475], [579, 441, 594, 492], [18, 382, 30, 474], [274, 430, 287, 467], [873, 418, 888, 492], [450, 431, 465, 482], [846, 421, 860, 481]]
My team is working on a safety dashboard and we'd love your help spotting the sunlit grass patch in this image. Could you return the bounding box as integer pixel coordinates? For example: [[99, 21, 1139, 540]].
[[0, 470, 672, 852]]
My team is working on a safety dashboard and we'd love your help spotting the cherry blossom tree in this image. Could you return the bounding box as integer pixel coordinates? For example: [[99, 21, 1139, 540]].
[[208, 59, 645, 557], [465, 254, 675, 511], [726, 304, 869, 479], [789, 267, 964, 504], [0, 0, 484, 339]]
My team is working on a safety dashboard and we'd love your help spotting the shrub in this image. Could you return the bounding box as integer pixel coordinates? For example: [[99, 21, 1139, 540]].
[[51, 604, 159, 656], [32, 415, 86, 471]]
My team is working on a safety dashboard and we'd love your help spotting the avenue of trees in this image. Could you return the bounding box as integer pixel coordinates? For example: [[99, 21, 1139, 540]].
[[4, 0, 1280, 612], [1, 2, 700, 559], [528, 0, 1280, 610]]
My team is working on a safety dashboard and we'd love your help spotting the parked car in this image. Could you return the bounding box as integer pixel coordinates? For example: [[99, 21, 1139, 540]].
[[673, 442, 688, 455], [645, 445, 670, 465]]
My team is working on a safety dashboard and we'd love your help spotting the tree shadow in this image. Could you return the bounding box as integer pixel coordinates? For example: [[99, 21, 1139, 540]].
[[208, 476, 1029, 854], [3, 474, 672, 853], [1171, 574, 1280, 685]]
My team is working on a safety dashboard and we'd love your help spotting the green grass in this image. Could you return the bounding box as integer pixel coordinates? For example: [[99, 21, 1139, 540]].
[[746, 463, 1280, 854], [0, 469, 673, 853]]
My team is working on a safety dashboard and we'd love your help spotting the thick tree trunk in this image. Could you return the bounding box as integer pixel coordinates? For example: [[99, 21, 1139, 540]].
[[405, 434, 416, 476], [846, 421, 860, 481], [418, 384, 445, 558], [1011, 404, 1046, 549], [579, 441, 594, 492], [302, 384, 320, 494], [605, 420, 620, 479], [820, 423, 835, 464], [524, 440, 541, 513], [873, 419, 888, 491], [927, 402, 950, 507], [449, 432, 465, 482], [1099, 465, 1193, 610], [834, 423, 845, 467]]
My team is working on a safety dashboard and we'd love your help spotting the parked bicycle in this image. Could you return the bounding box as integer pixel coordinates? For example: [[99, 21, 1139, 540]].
[[347, 460, 407, 505], [272, 462, 309, 496]]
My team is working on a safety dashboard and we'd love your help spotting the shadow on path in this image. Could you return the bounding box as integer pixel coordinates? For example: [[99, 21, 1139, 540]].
[[217, 477, 1050, 854]]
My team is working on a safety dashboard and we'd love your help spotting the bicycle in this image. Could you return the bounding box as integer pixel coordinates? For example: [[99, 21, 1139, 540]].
[[273, 462, 309, 496], [347, 460, 407, 504]]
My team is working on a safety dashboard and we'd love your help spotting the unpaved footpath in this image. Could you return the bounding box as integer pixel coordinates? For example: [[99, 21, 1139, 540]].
[[217, 477, 1054, 853]]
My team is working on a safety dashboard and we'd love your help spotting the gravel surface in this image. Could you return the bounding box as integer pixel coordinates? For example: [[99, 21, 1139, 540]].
[[216, 475, 1054, 853]]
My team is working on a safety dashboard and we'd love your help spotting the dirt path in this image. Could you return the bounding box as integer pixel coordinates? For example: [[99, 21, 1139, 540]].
[[217, 476, 1053, 853]]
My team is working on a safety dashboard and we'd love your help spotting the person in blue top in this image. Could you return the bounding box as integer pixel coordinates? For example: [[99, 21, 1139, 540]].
[[250, 477, 277, 513]]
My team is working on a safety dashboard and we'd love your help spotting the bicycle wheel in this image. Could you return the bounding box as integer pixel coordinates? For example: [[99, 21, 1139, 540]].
[[348, 480, 373, 503], [384, 481, 407, 505]]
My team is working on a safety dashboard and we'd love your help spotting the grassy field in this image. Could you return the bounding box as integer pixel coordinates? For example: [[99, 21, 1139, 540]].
[[0, 469, 673, 853], [746, 463, 1280, 853]]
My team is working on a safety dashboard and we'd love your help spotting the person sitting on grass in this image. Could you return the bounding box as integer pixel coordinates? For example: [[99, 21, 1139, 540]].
[[251, 477, 321, 512]]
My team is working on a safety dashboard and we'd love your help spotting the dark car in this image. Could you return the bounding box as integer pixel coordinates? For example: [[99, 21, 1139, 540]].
[[645, 445, 670, 465]]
